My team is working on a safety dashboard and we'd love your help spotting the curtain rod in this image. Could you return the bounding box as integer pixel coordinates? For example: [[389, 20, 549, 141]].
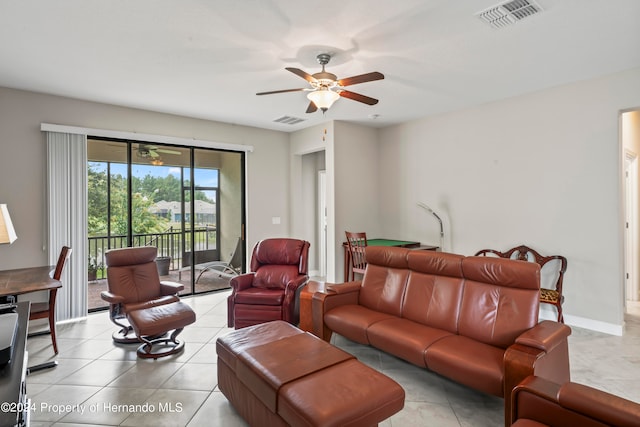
[[41, 123, 254, 153]]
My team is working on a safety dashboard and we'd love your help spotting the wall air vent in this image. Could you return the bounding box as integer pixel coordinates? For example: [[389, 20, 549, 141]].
[[476, 0, 543, 29], [273, 115, 306, 125]]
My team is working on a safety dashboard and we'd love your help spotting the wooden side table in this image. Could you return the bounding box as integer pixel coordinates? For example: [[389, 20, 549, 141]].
[[299, 281, 328, 333]]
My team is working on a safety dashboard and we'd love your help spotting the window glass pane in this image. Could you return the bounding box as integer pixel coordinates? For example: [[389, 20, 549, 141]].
[[86, 139, 243, 310]]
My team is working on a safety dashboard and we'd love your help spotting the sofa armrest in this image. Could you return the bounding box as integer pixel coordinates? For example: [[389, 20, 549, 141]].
[[286, 275, 309, 293], [159, 281, 185, 295], [511, 376, 640, 427], [282, 275, 309, 323], [326, 281, 362, 294], [229, 272, 255, 292], [515, 320, 571, 353], [559, 382, 640, 426], [504, 322, 572, 426], [311, 282, 362, 341], [511, 376, 562, 425]]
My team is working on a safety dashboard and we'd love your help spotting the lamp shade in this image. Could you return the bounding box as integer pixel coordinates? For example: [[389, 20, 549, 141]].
[[307, 89, 340, 111], [0, 204, 17, 244]]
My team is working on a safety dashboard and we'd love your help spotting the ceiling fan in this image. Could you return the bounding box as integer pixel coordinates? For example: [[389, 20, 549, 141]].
[[136, 144, 181, 165], [136, 144, 181, 159], [257, 53, 384, 113]]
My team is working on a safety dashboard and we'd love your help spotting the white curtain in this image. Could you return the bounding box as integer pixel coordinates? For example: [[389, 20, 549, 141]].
[[46, 131, 87, 321]]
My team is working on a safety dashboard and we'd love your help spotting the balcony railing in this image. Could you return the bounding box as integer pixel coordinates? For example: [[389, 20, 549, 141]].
[[88, 226, 217, 274]]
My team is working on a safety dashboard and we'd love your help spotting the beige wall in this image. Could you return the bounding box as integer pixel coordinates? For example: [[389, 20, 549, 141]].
[[332, 121, 381, 282], [4, 65, 640, 333], [379, 67, 640, 333], [290, 121, 380, 282], [0, 87, 290, 270]]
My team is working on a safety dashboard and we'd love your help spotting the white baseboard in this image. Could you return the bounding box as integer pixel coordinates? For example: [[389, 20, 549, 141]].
[[58, 316, 89, 325], [539, 306, 623, 336]]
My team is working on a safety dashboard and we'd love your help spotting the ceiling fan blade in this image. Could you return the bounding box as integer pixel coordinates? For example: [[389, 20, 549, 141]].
[[338, 72, 384, 87], [256, 88, 306, 96], [306, 101, 318, 114], [285, 67, 317, 83], [156, 148, 182, 155], [339, 90, 379, 105]]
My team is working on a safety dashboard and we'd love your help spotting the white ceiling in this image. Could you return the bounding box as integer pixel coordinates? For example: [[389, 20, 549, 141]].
[[1, 0, 639, 132]]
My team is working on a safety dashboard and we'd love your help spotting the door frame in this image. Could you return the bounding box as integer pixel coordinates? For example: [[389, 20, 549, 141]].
[[624, 150, 639, 303], [318, 170, 327, 277]]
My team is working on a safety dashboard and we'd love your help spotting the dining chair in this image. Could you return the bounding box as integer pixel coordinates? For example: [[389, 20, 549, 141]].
[[345, 231, 368, 281], [28, 245, 72, 354], [475, 245, 567, 322]]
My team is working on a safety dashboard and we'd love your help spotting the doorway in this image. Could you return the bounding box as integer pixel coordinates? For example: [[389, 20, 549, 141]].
[[622, 110, 640, 310], [318, 170, 327, 277]]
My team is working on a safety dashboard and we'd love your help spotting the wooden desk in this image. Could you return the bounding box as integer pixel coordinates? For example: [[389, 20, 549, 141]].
[[0, 265, 61, 347], [0, 265, 60, 299], [342, 239, 438, 282]]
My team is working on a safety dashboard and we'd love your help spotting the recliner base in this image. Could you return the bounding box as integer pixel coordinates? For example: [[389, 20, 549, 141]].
[[136, 328, 185, 359]]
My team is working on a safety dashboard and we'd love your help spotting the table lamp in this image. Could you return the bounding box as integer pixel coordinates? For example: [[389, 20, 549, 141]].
[[0, 204, 17, 244]]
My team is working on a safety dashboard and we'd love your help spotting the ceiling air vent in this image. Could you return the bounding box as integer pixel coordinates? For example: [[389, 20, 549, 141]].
[[476, 0, 543, 29], [273, 115, 306, 125]]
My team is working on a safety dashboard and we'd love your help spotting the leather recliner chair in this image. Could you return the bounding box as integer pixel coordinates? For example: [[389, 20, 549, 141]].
[[511, 375, 640, 427], [227, 238, 310, 329], [101, 246, 184, 343]]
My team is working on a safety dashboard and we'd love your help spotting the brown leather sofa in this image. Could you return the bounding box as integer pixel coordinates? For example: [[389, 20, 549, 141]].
[[511, 376, 640, 426], [312, 246, 572, 426]]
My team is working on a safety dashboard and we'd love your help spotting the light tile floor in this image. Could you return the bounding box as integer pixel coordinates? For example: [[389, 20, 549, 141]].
[[24, 293, 640, 426]]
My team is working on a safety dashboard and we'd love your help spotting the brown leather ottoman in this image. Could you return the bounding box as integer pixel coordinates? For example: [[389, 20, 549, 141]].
[[216, 320, 405, 427], [127, 301, 196, 359]]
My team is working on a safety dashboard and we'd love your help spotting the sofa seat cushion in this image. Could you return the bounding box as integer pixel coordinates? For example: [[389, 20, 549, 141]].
[[367, 318, 453, 367], [279, 358, 405, 427], [234, 288, 284, 306], [425, 335, 504, 396], [324, 305, 396, 345]]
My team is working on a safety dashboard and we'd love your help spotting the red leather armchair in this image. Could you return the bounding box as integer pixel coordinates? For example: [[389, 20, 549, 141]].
[[511, 375, 640, 427], [227, 238, 310, 329]]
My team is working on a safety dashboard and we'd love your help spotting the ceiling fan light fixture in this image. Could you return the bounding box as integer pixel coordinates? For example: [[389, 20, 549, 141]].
[[307, 89, 340, 112]]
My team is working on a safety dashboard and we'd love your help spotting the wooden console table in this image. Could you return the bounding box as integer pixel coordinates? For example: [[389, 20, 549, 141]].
[[299, 281, 329, 334]]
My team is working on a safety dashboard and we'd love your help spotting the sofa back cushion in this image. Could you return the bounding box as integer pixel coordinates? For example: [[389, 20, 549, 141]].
[[359, 247, 410, 316], [459, 256, 540, 348], [403, 251, 465, 333]]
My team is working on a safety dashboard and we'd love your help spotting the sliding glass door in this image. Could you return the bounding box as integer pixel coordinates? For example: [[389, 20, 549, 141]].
[[87, 139, 245, 310]]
